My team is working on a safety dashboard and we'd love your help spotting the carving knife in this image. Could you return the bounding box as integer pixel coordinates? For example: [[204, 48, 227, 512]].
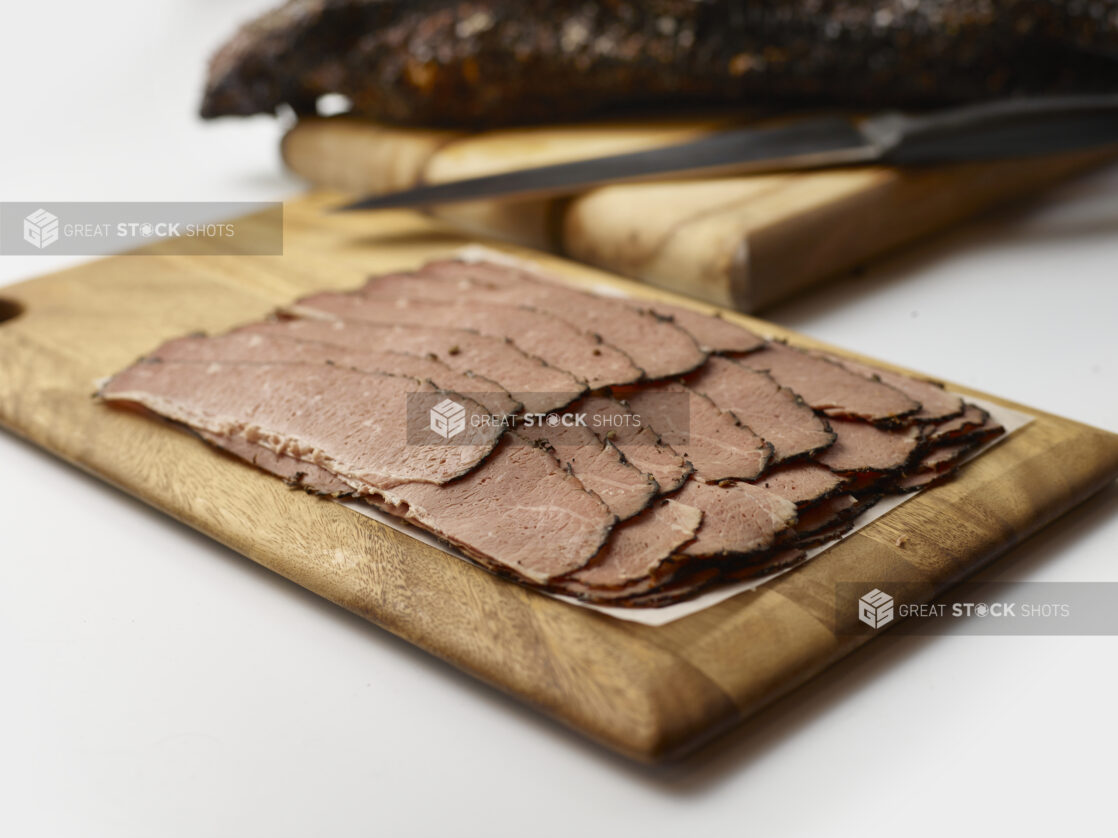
[[336, 95, 1118, 211]]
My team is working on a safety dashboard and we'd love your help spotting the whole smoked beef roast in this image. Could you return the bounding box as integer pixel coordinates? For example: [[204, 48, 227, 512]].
[[201, 0, 1118, 127]]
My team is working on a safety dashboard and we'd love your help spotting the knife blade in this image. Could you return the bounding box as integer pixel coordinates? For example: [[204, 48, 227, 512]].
[[337, 95, 1118, 211]]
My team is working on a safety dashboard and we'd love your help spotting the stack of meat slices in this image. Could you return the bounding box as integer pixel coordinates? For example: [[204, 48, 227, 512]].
[[99, 257, 1004, 607]]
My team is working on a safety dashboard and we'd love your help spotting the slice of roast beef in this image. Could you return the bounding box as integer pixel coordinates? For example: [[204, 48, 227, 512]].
[[623, 541, 810, 607], [723, 549, 810, 581], [297, 291, 642, 388], [365, 262, 759, 359], [556, 499, 703, 593], [99, 360, 502, 490], [740, 342, 920, 424], [819, 353, 963, 423], [675, 479, 798, 559], [236, 318, 583, 414], [792, 518, 858, 549], [149, 331, 521, 417], [616, 567, 724, 608], [382, 435, 615, 584], [926, 404, 1005, 447], [622, 382, 771, 482], [753, 461, 847, 506], [919, 441, 975, 471], [815, 419, 922, 475], [788, 494, 858, 538], [641, 301, 766, 355], [558, 569, 679, 603], [926, 403, 989, 442], [577, 395, 694, 494], [894, 470, 951, 492], [686, 356, 835, 462], [414, 259, 708, 379], [965, 415, 1006, 446], [891, 438, 1003, 493], [519, 421, 657, 521], [194, 428, 355, 495], [893, 440, 983, 492], [794, 494, 882, 547]]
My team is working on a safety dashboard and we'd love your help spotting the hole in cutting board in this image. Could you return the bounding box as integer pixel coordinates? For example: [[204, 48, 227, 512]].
[[0, 298, 24, 325]]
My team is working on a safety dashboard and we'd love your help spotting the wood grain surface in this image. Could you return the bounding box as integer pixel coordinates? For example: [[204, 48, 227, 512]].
[[1, 193, 1116, 761], [283, 116, 1116, 310]]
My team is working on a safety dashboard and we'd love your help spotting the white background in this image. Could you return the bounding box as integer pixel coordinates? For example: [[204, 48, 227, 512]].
[[2, 2, 1116, 835]]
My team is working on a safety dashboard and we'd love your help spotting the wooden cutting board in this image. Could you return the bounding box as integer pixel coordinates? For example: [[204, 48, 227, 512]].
[[283, 116, 1116, 311], [1, 193, 1116, 761]]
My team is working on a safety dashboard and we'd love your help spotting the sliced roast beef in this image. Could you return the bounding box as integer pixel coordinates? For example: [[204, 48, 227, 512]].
[[926, 403, 989, 442], [796, 494, 882, 547], [675, 479, 798, 559], [819, 353, 963, 423], [194, 428, 354, 495], [754, 461, 847, 507], [815, 419, 922, 475], [100, 360, 502, 491], [148, 331, 521, 417], [296, 291, 642, 388], [558, 569, 677, 603], [641, 301, 766, 355], [520, 421, 657, 521], [413, 259, 708, 379], [379, 436, 615, 584], [558, 499, 703, 592], [622, 382, 771, 482], [790, 494, 858, 537], [723, 549, 809, 581], [967, 415, 1005, 446], [577, 395, 693, 494], [235, 318, 582, 414], [623, 542, 805, 606], [920, 441, 975, 471], [618, 567, 724, 608], [740, 342, 920, 424], [893, 440, 981, 492], [100, 251, 1012, 607], [926, 404, 1005, 447], [366, 262, 758, 360], [891, 430, 1004, 492], [686, 356, 835, 462], [793, 518, 858, 549], [894, 470, 950, 492]]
